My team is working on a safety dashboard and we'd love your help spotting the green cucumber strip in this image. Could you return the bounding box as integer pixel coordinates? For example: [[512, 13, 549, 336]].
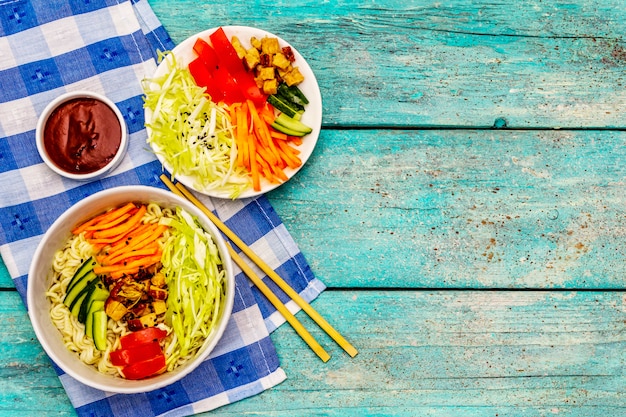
[[64, 270, 97, 308], [85, 300, 105, 338], [267, 95, 300, 119], [77, 279, 109, 324], [274, 113, 312, 134], [92, 310, 108, 351], [65, 257, 96, 296], [271, 122, 308, 137]]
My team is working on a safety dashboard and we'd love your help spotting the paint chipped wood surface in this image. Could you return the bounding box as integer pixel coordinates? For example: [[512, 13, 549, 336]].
[[0, 0, 624, 415]]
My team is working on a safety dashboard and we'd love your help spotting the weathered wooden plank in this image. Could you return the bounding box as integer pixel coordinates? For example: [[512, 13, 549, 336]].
[[5, 127, 624, 291], [206, 290, 626, 416], [149, 0, 626, 129], [2, 290, 623, 416], [266, 128, 626, 289], [0, 292, 76, 416]]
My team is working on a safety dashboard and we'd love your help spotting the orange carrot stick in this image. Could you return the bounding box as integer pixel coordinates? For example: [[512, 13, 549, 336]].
[[93, 205, 147, 239], [275, 139, 302, 169], [102, 244, 160, 266], [109, 268, 140, 280], [237, 104, 250, 169], [93, 254, 162, 275], [269, 130, 288, 141], [248, 100, 280, 165], [72, 202, 137, 235], [103, 222, 155, 251], [105, 224, 167, 261], [289, 136, 303, 146], [247, 114, 261, 191], [84, 213, 132, 231], [255, 154, 276, 183]]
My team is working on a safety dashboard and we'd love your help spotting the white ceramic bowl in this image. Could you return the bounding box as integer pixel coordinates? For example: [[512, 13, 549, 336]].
[[36, 91, 128, 181], [27, 185, 235, 394]]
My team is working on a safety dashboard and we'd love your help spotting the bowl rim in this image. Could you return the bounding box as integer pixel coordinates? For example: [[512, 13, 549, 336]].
[[35, 90, 129, 181], [26, 185, 235, 393]]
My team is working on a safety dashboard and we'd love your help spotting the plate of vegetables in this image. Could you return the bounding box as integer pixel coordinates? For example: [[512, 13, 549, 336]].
[[143, 26, 322, 199]]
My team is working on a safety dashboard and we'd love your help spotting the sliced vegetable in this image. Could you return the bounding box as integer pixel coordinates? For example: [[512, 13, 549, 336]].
[[120, 354, 166, 380], [77, 278, 109, 324], [277, 83, 309, 105], [271, 113, 312, 136], [63, 270, 97, 309], [84, 299, 105, 340], [143, 52, 251, 198], [160, 208, 225, 363], [65, 257, 97, 296], [110, 340, 163, 367], [120, 327, 168, 350], [267, 94, 302, 119], [92, 310, 108, 351], [208, 27, 266, 106]]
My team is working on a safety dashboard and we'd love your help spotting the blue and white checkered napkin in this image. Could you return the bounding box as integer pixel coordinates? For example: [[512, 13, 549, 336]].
[[0, 0, 325, 415]]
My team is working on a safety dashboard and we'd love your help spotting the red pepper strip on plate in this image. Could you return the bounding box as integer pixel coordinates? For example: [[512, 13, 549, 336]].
[[109, 340, 163, 367], [188, 57, 222, 102], [193, 38, 219, 70], [190, 37, 245, 104], [208, 27, 266, 106], [120, 354, 167, 380]]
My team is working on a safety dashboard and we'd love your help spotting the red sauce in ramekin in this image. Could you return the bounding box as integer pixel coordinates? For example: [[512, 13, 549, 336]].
[[43, 97, 122, 174]]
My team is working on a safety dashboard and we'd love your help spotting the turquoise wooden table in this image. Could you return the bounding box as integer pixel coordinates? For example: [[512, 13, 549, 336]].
[[1, 0, 625, 415]]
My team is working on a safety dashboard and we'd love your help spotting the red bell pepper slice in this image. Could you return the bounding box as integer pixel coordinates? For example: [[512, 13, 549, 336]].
[[211, 65, 246, 104], [120, 327, 168, 350], [193, 38, 220, 72], [208, 28, 266, 105], [109, 340, 163, 367], [208, 27, 246, 74], [188, 57, 224, 102], [190, 37, 246, 104], [120, 354, 167, 380]]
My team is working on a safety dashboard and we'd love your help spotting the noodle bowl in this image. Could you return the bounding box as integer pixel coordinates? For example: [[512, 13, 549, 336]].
[[27, 186, 234, 394]]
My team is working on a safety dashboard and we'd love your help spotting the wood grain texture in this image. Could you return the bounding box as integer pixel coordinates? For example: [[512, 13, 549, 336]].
[[1, 290, 623, 416], [1, 0, 624, 415], [147, 0, 626, 129], [266, 129, 626, 289]]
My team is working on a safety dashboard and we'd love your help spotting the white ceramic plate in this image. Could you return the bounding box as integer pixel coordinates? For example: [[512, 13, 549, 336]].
[[145, 26, 322, 199]]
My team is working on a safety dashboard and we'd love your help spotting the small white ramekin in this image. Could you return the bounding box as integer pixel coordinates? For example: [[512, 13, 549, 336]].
[[36, 90, 128, 181]]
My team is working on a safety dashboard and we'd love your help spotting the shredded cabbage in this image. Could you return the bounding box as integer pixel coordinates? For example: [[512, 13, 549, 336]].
[[143, 51, 250, 198], [159, 208, 225, 367]]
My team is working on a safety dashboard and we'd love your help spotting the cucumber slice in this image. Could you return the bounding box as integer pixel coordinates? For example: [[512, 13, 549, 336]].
[[65, 257, 96, 296], [271, 122, 309, 137], [77, 279, 109, 324], [64, 270, 97, 308], [92, 310, 108, 351], [272, 113, 312, 136], [284, 84, 309, 105], [85, 300, 105, 338], [67, 274, 98, 315], [267, 94, 301, 119], [277, 83, 308, 106], [69, 277, 99, 316]]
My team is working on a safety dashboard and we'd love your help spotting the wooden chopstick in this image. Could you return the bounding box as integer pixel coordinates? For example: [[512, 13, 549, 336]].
[[160, 175, 332, 362], [228, 245, 330, 362], [171, 180, 358, 358]]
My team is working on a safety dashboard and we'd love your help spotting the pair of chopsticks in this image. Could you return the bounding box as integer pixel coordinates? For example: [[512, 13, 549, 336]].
[[160, 175, 358, 362]]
